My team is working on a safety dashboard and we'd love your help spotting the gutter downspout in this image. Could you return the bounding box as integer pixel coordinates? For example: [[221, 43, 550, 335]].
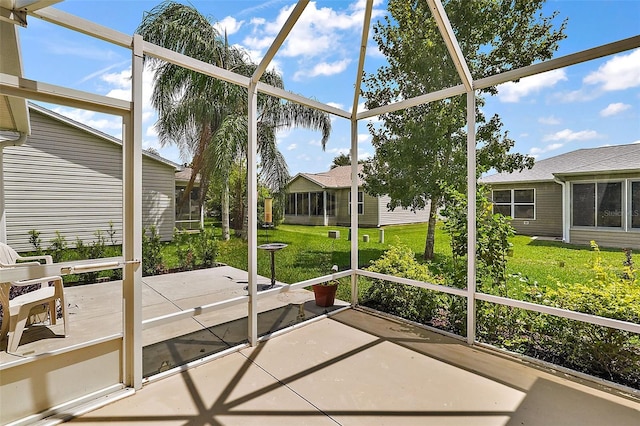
[[553, 177, 569, 243], [0, 131, 28, 243]]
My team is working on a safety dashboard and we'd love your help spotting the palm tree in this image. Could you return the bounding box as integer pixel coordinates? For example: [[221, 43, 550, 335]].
[[330, 153, 351, 169], [137, 1, 331, 239]]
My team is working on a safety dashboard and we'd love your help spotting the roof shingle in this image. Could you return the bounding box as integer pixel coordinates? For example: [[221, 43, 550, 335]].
[[481, 143, 640, 184]]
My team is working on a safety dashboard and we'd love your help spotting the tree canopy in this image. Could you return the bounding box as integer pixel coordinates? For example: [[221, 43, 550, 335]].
[[362, 0, 566, 260], [137, 1, 331, 239]]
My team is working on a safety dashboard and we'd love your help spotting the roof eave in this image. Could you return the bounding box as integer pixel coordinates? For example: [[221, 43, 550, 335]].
[[554, 168, 640, 179]]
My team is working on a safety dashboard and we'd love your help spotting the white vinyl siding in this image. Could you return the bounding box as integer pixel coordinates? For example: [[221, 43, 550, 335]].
[[378, 195, 430, 226], [143, 157, 175, 239], [2, 108, 175, 252]]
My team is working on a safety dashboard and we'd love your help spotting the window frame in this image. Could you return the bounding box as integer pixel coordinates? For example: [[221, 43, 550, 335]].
[[310, 191, 324, 216], [571, 180, 626, 229], [348, 191, 364, 215], [492, 188, 535, 220], [629, 179, 640, 231]]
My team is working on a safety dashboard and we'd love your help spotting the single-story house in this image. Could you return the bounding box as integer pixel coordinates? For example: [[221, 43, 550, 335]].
[[481, 143, 640, 249], [175, 167, 204, 231], [285, 164, 430, 227], [0, 103, 179, 251]]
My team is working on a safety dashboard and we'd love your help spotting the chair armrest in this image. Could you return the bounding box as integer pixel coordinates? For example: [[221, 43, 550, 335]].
[[12, 276, 63, 287], [1, 261, 42, 267], [18, 254, 53, 264]]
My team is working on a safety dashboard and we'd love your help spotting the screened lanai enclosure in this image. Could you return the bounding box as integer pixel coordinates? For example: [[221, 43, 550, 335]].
[[1, 0, 639, 424]]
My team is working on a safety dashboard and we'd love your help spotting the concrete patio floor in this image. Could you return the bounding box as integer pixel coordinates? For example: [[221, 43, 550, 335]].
[[0, 266, 347, 370], [69, 309, 640, 426]]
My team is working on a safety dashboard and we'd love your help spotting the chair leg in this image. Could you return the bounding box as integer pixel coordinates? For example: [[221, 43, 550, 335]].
[[49, 301, 56, 325], [59, 296, 68, 337], [8, 309, 30, 352]]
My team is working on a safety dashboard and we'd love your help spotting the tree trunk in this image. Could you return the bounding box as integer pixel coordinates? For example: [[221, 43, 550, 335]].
[[423, 200, 438, 261], [221, 182, 230, 241]]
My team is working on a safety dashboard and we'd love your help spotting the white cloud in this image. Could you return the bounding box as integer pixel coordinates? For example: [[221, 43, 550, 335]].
[[538, 116, 561, 125], [497, 69, 567, 103], [327, 147, 350, 155], [358, 151, 372, 161], [296, 153, 311, 161], [529, 143, 564, 155], [244, 1, 385, 78], [78, 60, 130, 84], [52, 107, 122, 134], [366, 42, 384, 59], [326, 102, 344, 110], [214, 16, 244, 35], [294, 59, 351, 80], [553, 88, 598, 103], [600, 102, 631, 117], [309, 140, 323, 147], [287, 143, 297, 151], [145, 124, 158, 138], [584, 49, 640, 91], [357, 133, 370, 143], [243, 35, 274, 51], [44, 39, 120, 62], [542, 129, 601, 142]]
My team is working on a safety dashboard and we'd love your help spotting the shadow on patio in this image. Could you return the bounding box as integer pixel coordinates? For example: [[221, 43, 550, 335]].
[[69, 309, 640, 426]]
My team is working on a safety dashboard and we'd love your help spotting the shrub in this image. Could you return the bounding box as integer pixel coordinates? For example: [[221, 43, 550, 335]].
[[142, 226, 165, 276], [28, 229, 43, 255], [441, 185, 515, 293], [173, 228, 196, 271], [195, 226, 217, 268], [479, 242, 640, 389], [48, 231, 68, 263], [538, 242, 640, 387], [362, 242, 444, 323]]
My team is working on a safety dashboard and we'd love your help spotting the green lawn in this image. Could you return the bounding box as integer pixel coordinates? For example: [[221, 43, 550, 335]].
[[174, 223, 636, 295]]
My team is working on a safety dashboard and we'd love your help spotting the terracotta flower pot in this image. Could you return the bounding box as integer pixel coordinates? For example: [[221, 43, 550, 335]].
[[312, 283, 338, 307]]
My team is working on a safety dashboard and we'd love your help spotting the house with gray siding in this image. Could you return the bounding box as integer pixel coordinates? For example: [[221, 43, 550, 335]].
[[1, 104, 178, 251], [482, 143, 640, 249], [285, 165, 430, 227]]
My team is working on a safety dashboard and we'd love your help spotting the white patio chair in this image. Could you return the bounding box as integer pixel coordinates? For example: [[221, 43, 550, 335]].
[[0, 242, 68, 352]]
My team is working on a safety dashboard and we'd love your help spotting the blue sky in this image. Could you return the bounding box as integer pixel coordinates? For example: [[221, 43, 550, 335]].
[[16, 0, 640, 176]]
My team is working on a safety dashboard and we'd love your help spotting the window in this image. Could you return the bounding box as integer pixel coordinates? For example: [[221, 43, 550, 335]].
[[326, 192, 336, 216], [310, 192, 324, 216], [287, 192, 327, 216], [285, 193, 296, 215], [597, 182, 622, 227], [572, 182, 623, 228], [631, 181, 640, 229], [296, 192, 308, 216], [348, 191, 364, 215], [492, 189, 534, 219], [572, 183, 595, 226]]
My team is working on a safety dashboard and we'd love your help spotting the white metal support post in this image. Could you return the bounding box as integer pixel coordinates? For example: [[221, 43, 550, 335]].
[[0, 149, 5, 243], [247, 81, 259, 346], [122, 34, 143, 388], [466, 91, 477, 345], [350, 120, 359, 306], [348, 0, 372, 306], [323, 190, 327, 226]]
